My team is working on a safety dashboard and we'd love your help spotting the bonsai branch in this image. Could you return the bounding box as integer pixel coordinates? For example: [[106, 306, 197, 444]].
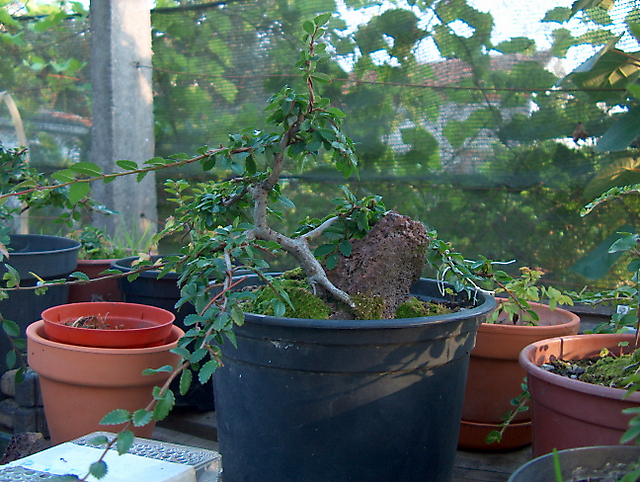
[[300, 216, 340, 242], [76, 358, 191, 482]]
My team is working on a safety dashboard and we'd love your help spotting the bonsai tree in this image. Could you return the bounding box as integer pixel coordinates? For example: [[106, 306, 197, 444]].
[[0, 15, 502, 479]]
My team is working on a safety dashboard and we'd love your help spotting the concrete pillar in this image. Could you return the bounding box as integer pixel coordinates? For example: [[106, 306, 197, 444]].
[[90, 0, 156, 238]]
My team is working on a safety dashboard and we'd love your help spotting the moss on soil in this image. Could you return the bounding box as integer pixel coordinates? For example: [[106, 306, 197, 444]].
[[544, 346, 640, 389], [395, 296, 454, 318], [242, 271, 455, 320], [242, 278, 333, 319]]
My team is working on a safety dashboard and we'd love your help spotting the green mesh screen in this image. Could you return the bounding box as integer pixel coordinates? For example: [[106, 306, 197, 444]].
[[2, 0, 640, 291]]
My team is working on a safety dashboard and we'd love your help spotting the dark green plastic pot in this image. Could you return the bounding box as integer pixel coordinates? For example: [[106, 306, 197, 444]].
[[0, 234, 80, 372], [111, 255, 214, 411], [508, 445, 640, 482], [214, 276, 496, 482]]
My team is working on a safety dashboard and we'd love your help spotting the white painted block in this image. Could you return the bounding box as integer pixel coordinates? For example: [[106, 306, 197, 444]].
[[5, 442, 197, 482]]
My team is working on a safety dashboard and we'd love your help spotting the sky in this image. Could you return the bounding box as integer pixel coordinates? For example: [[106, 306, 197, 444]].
[[333, 0, 640, 73], [28, 0, 636, 73]]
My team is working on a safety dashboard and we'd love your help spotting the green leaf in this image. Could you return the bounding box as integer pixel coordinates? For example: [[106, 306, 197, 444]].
[[68, 182, 91, 205], [272, 298, 286, 317], [568, 42, 634, 104], [189, 348, 207, 364], [311, 72, 331, 84], [142, 364, 174, 375], [485, 430, 502, 444], [629, 22, 640, 44], [542, 7, 572, 22], [230, 304, 245, 325], [14, 367, 25, 384], [627, 259, 640, 273], [89, 460, 108, 479], [198, 359, 219, 384], [0, 9, 20, 28], [99, 409, 131, 426], [170, 347, 191, 359], [621, 423, 640, 444], [5, 350, 15, 370], [51, 169, 75, 183], [69, 271, 90, 282], [572, 0, 612, 16], [153, 390, 175, 421], [596, 107, 640, 152], [69, 162, 103, 177], [116, 430, 134, 455], [131, 409, 152, 427], [116, 160, 139, 171], [583, 156, 640, 200], [314, 13, 332, 27], [325, 253, 338, 270], [179, 369, 193, 396], [183, 314, 206, 326], [303, 21, 315, 34], [87, 435, 110, 447], [609, 233, 639, 253], [2, 319, 20, 338], [137, 171, 149, 182], [339, 240, 352, 257], [314, 244, 335, 257], [493, 37, 535, 54]]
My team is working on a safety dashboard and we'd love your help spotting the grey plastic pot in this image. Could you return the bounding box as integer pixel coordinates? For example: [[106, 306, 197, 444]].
[[508, 445, 640, 482]]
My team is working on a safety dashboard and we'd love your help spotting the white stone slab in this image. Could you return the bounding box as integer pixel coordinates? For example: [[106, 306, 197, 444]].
[[6, 442, 196, 482]]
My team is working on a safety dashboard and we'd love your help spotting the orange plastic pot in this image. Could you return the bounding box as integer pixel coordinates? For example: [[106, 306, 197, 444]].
[[67, 259, 123, 303], [42, 302, 175, 348], [27, 320, 184, 444], [458, 302, 580, 450], [520, 333, 640, 457]]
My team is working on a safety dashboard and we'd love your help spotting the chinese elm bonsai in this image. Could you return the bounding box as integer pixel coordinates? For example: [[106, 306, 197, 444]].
[[1, 15, 494, 480]]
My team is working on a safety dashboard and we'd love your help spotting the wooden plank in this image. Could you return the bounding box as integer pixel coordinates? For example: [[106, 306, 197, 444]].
[[453, 447, 532, 482], [156, 409, 535, 482]]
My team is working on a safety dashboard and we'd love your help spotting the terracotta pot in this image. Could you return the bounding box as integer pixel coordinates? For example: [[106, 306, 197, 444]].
[[519, 333, 640, 457], [27, 320, 184, 444], [458, 302, 580, 450], [42, 302, 175, 348], [67, 259, 123, 303]]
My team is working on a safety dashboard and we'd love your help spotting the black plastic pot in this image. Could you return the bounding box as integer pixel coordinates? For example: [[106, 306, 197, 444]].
[[0, 234, 80, 372], [214, 276, 496, 482], [508, 445, 640, 482], [111, 256, 214, 411]]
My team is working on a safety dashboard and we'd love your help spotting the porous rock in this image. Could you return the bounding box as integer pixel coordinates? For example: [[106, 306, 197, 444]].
[[0, 432, 48, 464], [327, 211, 431, 318]]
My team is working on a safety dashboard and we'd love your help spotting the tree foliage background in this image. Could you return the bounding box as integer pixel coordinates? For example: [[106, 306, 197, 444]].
[[2, 0, 640, 291]]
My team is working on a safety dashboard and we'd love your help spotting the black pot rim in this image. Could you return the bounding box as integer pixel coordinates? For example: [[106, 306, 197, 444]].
[[8, 234, 80, 256], [243, 276, 495, 329], [112, 259, 496, 329]]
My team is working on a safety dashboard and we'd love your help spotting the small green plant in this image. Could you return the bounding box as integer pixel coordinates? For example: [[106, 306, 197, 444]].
[[485, 378, 530, 444], [446, 255, 574, 325], [68, 226, 130, 260], [483, 266, 574, 325], [570, 187, 640, 334], [68, 222, 157, 261], [552, 448, 563, 482]]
